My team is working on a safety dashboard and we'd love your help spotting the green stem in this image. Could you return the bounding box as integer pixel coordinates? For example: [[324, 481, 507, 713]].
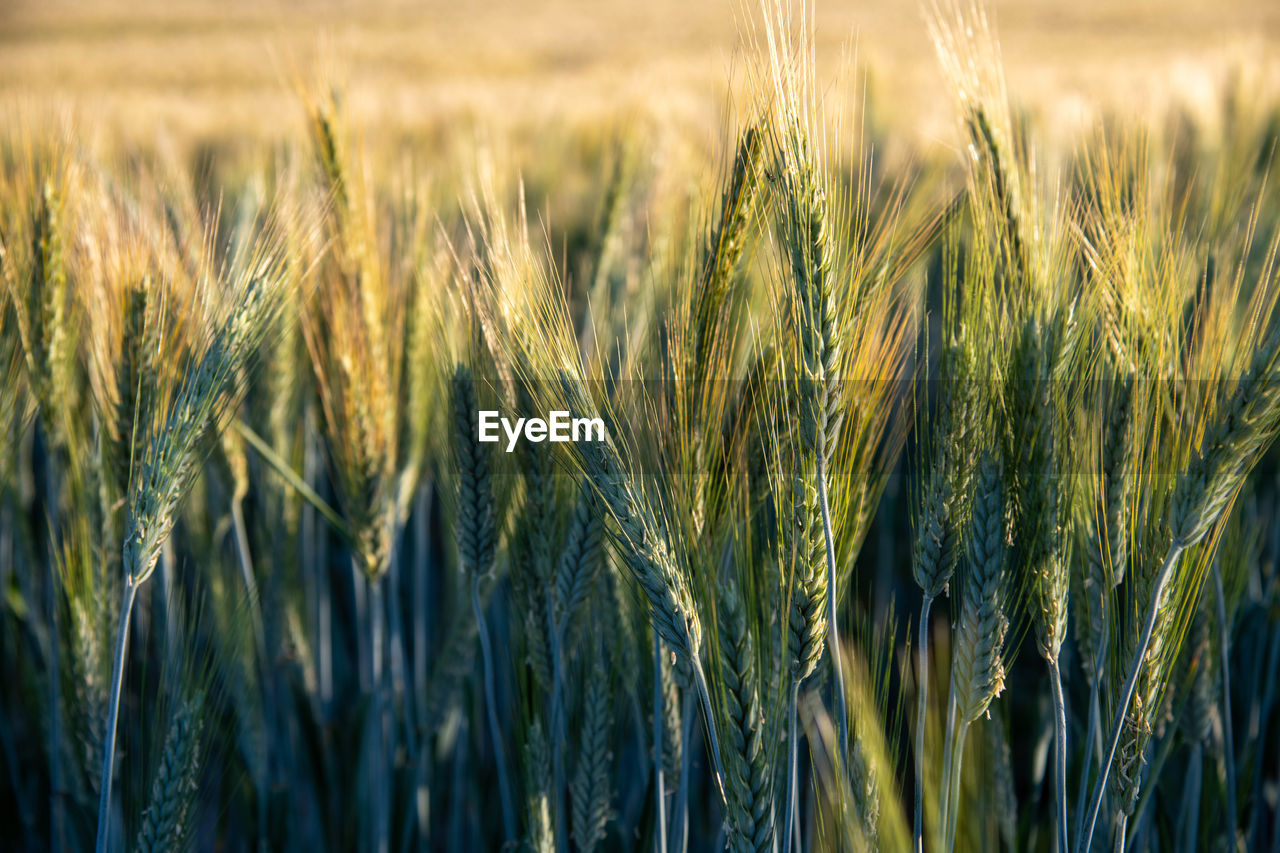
[[1079, 542, 1185, 853], [95, 574, 139, 853], [471, 573, 516, 844], [815, 453, 847, 763], [690, 655, 729, 807], [938, 683, 957, 853], [372, 576, 390, 853], [783, 680, 800, 853], [653, 636, 668, 853], [944, 721, 971, 853], [1178, 744, 1203, 853], [230, 498, 268, 674], [673, 692, 694, 853], [230, 496, 271, 852], [46, 452, 64, 853], [1048, 657, 1070, 853], [1212, 567, 1238, 842], [1075, 630, 1108, 845], [914, 595, 933, 853]]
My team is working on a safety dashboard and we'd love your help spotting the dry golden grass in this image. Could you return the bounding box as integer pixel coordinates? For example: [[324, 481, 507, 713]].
[[2, 0, 1277, 150]]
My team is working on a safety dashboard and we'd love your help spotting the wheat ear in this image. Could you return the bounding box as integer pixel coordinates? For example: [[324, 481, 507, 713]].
[[719, 580, 775, 853], [451, 364, 515, 845], [97, 260, 286, 853], [570, 643, 613, 853], [940, 450, 1008, 853], [1075, 368, 1134, 844], [911, 337, 975, 853], [555, 373, 729, 806], [1014, 311, 1075, 853], [1080, 339, 1280, 853], [525, 718, 556, 853], [134, 696, 204, 853]]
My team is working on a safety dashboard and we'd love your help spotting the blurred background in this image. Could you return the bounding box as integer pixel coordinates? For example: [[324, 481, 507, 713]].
[[2, 0, 1278, 151]]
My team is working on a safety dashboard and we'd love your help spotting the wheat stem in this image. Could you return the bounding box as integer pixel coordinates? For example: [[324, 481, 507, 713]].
[[230, 493, 273, 850], [1212, 566, 1238, 842], [653, 634, 668, 853], [95, 573, 138, 853], [690, 656, 729, 807], [1113, 813, 1128, 853], [371, 574, 391, 853], [938, 684, 958, 853], [1079, 541, 1185, 853], [782, 681, 800, 853], [1178, 744, 1203, 853], [1048, 656, 1069, 853], [1075, 631, 1108, 845], [46, 455, 65, 853], [816, 452, 847, 762], [230, 498, 267, 666], [913, 595, 933, 853], [1246, 621, 1280, 849], [673, 691, 694, 853], [387, 547, 414, 753], [944, 719, 971, 853], [1268, 771, 1280, 853], [472, 572, 516, 844]]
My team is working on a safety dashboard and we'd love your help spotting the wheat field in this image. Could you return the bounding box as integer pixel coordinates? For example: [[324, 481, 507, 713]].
[[2, 1, 1280, 851]]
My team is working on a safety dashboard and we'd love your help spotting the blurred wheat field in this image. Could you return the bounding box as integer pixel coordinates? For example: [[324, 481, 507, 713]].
[[2, 0, 1278, 144], [4, 2, 1280, 853]]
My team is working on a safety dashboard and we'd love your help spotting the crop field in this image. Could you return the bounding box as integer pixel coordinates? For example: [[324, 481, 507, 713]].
[[3, 1, 1280, 851]]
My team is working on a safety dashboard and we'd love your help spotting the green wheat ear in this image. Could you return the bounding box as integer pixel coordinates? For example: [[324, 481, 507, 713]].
[[451, 359, 515, 843], [134, 695, 205, 853], [570, 643, 614, 853], [452, 363, 497, 579], [953, 450, 1009, 726], [524, 718, 556, 853], [718, 579, 775, 853]]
